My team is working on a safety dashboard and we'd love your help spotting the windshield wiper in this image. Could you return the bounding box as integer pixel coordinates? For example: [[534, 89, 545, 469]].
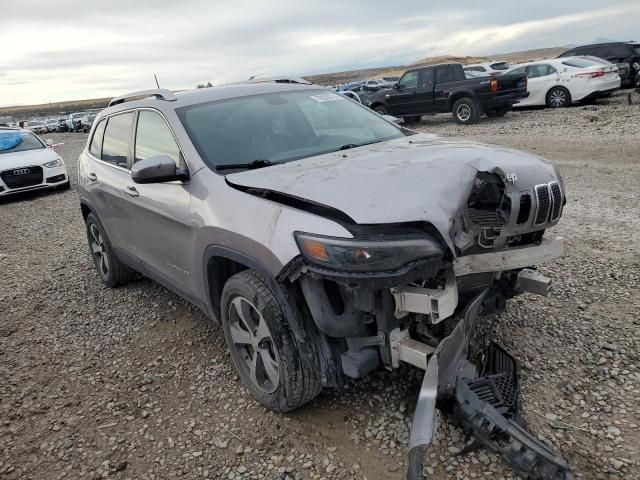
[[215, 159, 279, 171], [335, 140, 383, 152]]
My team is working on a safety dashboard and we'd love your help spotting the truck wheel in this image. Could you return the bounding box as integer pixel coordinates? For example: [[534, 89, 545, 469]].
[[452, 97, 479, 124], [373, 105, 388, 115], [486, 107, 510, 118], [221, 270, 322, 412], [85, 213, 136, 287], [546, 86, 571, 108]]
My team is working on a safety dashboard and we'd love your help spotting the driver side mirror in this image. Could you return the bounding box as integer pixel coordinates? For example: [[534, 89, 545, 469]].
[[394, 83, 404, 91], [131, 155, 188, 184]]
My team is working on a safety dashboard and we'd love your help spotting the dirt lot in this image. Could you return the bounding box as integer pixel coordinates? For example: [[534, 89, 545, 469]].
[[1, 92, 639, 480]]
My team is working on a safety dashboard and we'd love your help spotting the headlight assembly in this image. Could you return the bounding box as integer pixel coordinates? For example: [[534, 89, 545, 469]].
[[43, 158, 63, 168], [295, 232, 443, 273]]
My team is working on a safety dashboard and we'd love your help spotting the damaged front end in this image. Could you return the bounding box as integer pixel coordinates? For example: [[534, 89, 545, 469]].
[[280, 166, 571, 479]]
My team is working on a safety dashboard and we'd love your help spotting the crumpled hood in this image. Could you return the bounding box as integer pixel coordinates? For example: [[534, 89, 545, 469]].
[[226, 134, 559, 251], [0, 148, 61, 170]]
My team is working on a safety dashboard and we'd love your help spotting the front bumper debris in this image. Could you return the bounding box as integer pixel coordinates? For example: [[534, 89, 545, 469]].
[[404, 290, 574, 480]]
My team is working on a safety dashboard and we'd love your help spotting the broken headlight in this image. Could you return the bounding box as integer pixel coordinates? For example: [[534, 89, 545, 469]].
[[294, 232, 443, 272]]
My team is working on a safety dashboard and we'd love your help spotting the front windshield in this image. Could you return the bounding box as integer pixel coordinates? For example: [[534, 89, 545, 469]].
[[0, 131, 45, 155], [177, 89, 405, 170]]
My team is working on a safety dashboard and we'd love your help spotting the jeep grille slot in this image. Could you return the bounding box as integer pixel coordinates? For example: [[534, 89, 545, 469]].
[[516, 193, 531, 224], [549, 182, 562, 221], [534, 184, 551, 226]]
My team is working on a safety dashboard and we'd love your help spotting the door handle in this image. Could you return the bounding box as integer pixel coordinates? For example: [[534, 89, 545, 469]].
[[87, 172, 98, 182], [124, 186, 139, 198]]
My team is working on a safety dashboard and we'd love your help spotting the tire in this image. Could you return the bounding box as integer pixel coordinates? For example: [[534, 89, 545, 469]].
[[486, 107, 510, 118], [85, 213, 136, 288], [373, 105, 388, 115], [452, 97, 479, 125], [546, 86, 571, 108], [221, 270, 322, 412]]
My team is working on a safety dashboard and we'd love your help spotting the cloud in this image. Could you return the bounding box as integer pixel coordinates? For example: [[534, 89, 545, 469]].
[[0, 0, 638, 106]]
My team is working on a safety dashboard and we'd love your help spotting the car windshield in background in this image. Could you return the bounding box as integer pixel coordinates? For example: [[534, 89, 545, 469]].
[[490, 62, 509, 70], [562, 58, 601, 68], [0, 131, 44, 155], [177, 90, 405, 170]]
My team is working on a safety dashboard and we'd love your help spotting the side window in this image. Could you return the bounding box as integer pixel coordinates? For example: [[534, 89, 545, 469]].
[[435, 66, 454, 83], [89, 119, 106, 158], [419, 68, 434, 87], [609, 45, 630, 59], [561, 50, 576, 57], [134, 111, 182, 166], [101, 112, 134, 168], [527, 64, 554, 78], [398, 71, 419, 89], [509, 66, 527, 76]]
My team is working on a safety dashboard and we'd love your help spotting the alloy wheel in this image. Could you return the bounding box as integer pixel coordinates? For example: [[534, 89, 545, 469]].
[[456, 104, 471, 121], [89, 224, 110, 278], [227, 296, 280, 394], [549, 89, 566, 107]]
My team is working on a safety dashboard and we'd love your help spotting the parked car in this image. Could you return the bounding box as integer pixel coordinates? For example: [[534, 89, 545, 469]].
[[57, 117, 68, 132], [66, 112, 86, 132], [367, 63, 528, 124], [463, 61, 510, 76], [0, 116, 11, 127], [77, 84, 572, 479], [381, 76, 400, 82], [362, 78, 396, 91], [45, 118, 59, 132], [0, 128, 69, 196], [558, 41, 640, 87], [25, 120, 48, 134], [81, 113, 97, 133], [338, 81, 364, 92], [505, 57, 620, 108]]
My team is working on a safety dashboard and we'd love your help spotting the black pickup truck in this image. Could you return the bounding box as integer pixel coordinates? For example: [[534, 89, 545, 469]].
[[367, 63, 528, 125]]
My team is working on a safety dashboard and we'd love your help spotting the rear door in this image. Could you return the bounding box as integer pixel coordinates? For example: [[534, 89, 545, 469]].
[[84, 112, 138, 258], [525, 64, 558, 105], [385, 70, 421, 116], [413, 68, 435, 113], [433, 65, 457, 111], [122, 110, 197, 300]]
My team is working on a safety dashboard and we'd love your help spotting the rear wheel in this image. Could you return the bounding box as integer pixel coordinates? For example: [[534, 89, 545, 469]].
[[221, 270, 322, 412], [85, 213, 136, 287], [452, 97, 479, 125], [546, 86, 571, 108]]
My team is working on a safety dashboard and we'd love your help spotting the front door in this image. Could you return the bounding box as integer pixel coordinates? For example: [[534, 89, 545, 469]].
[[386, 70, 421, 116], [121, 110, 197, 301]]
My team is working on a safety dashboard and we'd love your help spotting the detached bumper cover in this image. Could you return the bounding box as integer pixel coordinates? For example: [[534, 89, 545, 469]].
[[405, 290, 574, 480]]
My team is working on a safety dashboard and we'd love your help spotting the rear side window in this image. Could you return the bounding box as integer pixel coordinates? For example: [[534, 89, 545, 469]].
[[419, 68, 434, 87], [101, 113, 134, 168], [134, 111, 182, 166], [89, 119, 106, 158], [609, 45, 631, 58], [435, 66, 455, 83]]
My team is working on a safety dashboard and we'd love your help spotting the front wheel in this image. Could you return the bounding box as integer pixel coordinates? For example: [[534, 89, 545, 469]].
[[546, 86, 571, 108], [221, 270, 321, 412], [452, 97, 479, 125], [373, 105, 388, 115]]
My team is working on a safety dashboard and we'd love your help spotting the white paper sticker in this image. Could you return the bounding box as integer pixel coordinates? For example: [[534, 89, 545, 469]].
[[310, 93, 343, 103]]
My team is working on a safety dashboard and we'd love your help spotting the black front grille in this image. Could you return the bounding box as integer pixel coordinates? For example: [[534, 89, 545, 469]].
[[516, 193, 531, 224], [1, 166, 43, 189], [534, 184, 551, 225], [550, 182, 562, 221]]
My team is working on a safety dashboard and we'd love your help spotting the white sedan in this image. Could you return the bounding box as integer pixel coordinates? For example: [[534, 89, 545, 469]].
[[0, 128, 69, 197], [505, 57, 621, 108]]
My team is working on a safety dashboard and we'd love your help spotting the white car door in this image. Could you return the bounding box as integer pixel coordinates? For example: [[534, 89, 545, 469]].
[[525, 64, 558, 106]]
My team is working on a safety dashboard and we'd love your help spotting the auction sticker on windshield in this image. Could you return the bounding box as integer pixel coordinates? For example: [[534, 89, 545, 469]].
[[310, 93, 344, 102]]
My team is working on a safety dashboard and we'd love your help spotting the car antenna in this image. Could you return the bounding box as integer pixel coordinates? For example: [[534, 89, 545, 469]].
[[154, 74, 160, 89]]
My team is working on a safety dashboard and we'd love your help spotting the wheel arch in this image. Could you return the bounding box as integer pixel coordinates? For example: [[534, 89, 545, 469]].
[[448, 90, 477, 108]]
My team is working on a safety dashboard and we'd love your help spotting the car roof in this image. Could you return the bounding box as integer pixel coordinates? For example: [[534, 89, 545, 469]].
[[406, 63, 461, 73], [98, 81, 324, 119], [573, 41, 636, 48]]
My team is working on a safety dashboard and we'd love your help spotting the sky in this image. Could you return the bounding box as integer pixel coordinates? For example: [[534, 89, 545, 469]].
[[1, 0, 638, 107]]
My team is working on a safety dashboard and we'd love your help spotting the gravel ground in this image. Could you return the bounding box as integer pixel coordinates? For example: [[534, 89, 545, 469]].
[[1, 91, 639, 480]]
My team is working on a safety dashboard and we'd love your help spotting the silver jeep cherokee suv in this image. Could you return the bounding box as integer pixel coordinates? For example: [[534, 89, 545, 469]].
[[78, 80, 571, 479]]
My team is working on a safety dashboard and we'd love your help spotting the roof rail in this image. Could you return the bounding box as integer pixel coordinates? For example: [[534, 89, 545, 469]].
[[108, 89, 177, 107], [227, 76, 312, 86]]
